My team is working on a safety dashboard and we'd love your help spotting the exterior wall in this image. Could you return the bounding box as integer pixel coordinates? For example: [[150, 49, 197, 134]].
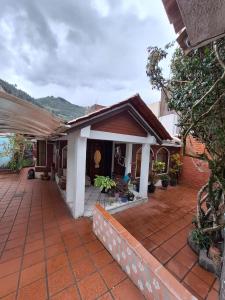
[[131, 144, 180, 178], [180, 155, 210, 189], [93, 204, 197, 300], [148, 101, 160, 118], [159, 114, 179, 137], [91, 111, 147, 137]]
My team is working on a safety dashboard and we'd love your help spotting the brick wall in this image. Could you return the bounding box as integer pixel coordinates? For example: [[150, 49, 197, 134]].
[[180, 155, 210, 189], [93, 204, 197, 300]]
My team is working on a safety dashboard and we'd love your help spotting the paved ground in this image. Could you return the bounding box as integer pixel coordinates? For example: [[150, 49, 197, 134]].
[[114, 186, 220, 300], [0, 169, 144, 300]]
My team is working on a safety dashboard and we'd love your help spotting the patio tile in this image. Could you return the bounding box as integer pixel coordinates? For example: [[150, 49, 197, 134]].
[[0, 246, 24, 263], [50, 285, 80, 300], [98, 292, 113, 300], [72, 256, 96, 281], [141, 237, 158, 252], [0, 272, 19, 298], [100, 261, 127, 289], [92, 249, 113, 269], [47, 265, 74, 296], [78, 272, 107, 300], [191, 263, 216, 286], [0, 257, 22, 278], [22, 249, 45, 269], [47, 252, 69, 275], [45, 242, 65, 259], [183, 271, 211, 299], [24, 239, 44, 254], [19, 261, 45, 287], [1, 292, 17, 300], [68, 245, 88, 264], [111, 278, 145, 300], [213, 279, 220, 291], [85, 240, 105, 254], [206, 288, 219, 300], [17, 278, 47, 300], [152, 247, 171, 264], [166, 258, 189, 280]]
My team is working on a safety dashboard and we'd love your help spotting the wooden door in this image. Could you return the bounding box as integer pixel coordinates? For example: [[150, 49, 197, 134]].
[[86, 140, 112, 183]]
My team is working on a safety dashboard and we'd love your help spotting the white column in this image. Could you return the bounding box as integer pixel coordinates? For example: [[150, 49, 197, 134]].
[[139, 143, 150, 198], [66, 130, 87, 218], [111, 142, 115, 175], [125, 143, 133, 175]]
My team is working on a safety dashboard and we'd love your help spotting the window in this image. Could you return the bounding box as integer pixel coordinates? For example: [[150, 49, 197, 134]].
[[37, 140, 46, 166], [156, 147, 169, 173], [61, 145, 67, 169]]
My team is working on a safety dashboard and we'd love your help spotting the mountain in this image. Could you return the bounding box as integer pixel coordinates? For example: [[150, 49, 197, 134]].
[[0, 79, 86, 121], [36, 96, 86, 121]]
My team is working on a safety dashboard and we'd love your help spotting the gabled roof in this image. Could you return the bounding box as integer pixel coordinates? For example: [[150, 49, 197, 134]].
[[68, 94, 172, 143]]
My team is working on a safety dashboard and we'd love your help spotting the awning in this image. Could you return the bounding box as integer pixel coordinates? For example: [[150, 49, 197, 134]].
[[0, 91, 67, 138]]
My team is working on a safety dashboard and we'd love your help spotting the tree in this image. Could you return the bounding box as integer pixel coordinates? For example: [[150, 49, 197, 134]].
[[146, 38, 225, 242]]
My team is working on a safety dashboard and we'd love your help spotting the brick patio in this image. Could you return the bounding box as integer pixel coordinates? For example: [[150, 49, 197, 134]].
[[114, 186, 220, 300], [0, 169, 144, 300]]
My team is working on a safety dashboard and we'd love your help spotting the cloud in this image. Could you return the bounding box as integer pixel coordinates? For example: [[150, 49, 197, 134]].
[[0, 0, 176, 106]]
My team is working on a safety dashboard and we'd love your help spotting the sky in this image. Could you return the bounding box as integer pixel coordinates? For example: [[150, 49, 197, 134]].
[[0, 0, 176, 107]]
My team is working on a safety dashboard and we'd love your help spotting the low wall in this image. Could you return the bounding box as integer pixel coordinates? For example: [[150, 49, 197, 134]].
[[93, 204, 197, 300]]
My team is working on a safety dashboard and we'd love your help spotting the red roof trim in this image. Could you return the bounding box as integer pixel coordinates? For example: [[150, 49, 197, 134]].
[[67, 94, 172, 142]]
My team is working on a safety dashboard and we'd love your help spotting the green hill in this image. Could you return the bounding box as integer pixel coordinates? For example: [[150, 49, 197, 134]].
[[0, 79, 86, 121]]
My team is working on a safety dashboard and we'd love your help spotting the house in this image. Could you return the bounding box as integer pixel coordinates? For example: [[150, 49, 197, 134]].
[[35, 94, 181, 218], [149, 90, 210, 189]]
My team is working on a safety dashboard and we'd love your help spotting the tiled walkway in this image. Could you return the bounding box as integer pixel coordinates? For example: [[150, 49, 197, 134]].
[[114, 186, 220, 300], [0, 169, 144, 300]]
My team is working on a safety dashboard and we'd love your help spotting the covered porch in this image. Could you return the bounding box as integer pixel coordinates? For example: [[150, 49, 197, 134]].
[[63, 95, 172, 218], [66, 127, 154, 218]]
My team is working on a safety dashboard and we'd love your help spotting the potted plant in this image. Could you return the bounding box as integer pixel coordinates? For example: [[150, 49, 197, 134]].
[[148, 173, 157, 193], [94, 175, 116, 193], [153, 161, 166, 174], [169, 168, 177, 186], [169, 154, 182, 186], [125, 190, 135, 201], [160, 174, 170, 188]]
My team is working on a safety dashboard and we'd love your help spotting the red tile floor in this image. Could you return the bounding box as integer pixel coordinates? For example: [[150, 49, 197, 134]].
[[114, 186, 220, 300], [0, 169, 144, 300]]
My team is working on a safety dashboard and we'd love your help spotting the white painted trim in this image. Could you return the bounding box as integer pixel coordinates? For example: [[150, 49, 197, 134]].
[[139, 144, 150, 198], [86, 129, 156, 144], [61, 145, 67, 168], [111, 142, 115, 174], [80, 126, 91, 137], [125, 143, 133, 175], [156, 147, 170, 173]]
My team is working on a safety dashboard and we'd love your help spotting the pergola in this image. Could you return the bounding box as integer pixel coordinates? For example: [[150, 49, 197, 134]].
[[0, 90, 67, 137]]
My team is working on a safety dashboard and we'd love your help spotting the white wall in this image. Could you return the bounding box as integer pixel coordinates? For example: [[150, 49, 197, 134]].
[[159, 113, 179, 137]]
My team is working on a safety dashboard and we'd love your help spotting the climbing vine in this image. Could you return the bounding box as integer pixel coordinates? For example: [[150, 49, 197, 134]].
[[146, 38, 225, 238]]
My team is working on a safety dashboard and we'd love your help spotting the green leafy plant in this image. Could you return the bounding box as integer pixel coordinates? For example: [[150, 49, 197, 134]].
[[94, 176, 116, 192], [146, 37, 225, 235], [192, 229, 212, 250], [153, 161, 165, 174], [160, 174, 170, 181]]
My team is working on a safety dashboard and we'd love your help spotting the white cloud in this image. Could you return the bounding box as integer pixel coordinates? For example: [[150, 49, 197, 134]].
[[0, 0, 176, 106]]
